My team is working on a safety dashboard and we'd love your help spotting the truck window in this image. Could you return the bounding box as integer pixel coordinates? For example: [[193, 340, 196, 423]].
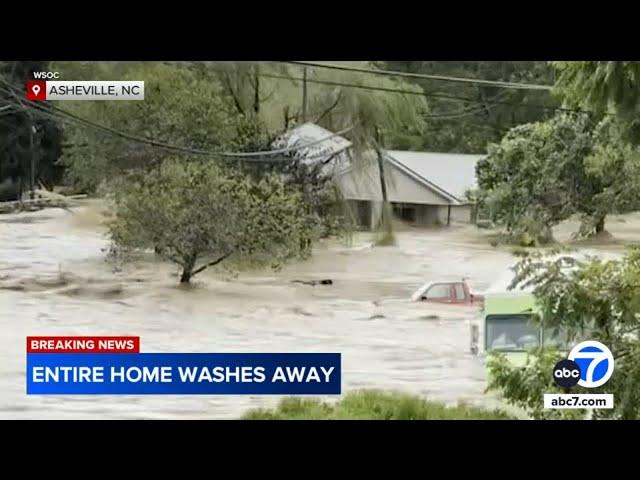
[[454, 283, 466, 301], [424, 283, 451, 300], [485, 314, 540, 351]]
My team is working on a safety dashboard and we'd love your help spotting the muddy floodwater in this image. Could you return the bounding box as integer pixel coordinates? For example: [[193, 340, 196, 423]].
[[0, 201, 633, 419]]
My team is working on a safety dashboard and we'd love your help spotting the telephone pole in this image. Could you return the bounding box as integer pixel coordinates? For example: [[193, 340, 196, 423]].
[[302, 67, 308, 122], [375, 127, 394, 243], [29, 121, 35, 200], [375, 127, 388, 205]]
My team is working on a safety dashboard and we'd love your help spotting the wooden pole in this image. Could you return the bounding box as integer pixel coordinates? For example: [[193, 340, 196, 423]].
[[302, 67, 308, 122], [29, 123, 35, 200], [375, 128, 388, 205], [375, 127, 393, 242]]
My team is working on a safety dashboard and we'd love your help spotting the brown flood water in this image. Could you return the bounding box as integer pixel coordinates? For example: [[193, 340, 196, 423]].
[[0, 201, 632, 419]]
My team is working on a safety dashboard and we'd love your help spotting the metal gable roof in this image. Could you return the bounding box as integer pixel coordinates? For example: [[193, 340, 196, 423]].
[[385, 150, 484, 203], [271, 122, 352, 164]]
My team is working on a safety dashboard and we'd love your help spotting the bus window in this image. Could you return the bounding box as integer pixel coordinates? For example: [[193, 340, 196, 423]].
[[485, 314, 540, 351]]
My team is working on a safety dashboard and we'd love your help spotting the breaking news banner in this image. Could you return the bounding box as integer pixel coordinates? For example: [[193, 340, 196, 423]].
[[26, 336, 341, 395], [26, 80, 144, 101]]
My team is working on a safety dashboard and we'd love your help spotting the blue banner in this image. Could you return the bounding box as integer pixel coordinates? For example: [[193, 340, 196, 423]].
[[27, 353, 341, 395]]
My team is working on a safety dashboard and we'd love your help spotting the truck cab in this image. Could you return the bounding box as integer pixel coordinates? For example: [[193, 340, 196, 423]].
[[411, 279, 483, 305], [478, 292, 568, 367]]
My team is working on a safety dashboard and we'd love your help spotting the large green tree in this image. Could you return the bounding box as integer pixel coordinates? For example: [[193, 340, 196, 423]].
[[476, 114, 592, 244], [108, 158, 313, 283], [476, 112, 640, 243]]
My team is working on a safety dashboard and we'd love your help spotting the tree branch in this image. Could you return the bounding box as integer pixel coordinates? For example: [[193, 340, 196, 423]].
[[314, 90, 343, 124], [191, 252, 232, 277], [221, 72, 245, 115]]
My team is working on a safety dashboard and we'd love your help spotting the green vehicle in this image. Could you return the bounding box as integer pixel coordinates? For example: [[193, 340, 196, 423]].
[[476, 292, 567, 368]]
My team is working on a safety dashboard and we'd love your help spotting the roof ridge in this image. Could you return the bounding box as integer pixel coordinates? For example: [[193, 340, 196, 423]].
[[386, 149, 485, 157], [383, 153, 460, 203]]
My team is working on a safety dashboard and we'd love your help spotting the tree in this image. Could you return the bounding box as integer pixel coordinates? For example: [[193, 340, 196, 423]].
[[553, 62, 640, 117], [476, 112, 640, 243], [553, 61, 640, 143], [579, 118, 640, 235], [488, 249, 640, 419], [199, 61, 429, 150], [476, 114, 592, 244], [376, 61, 558, 153], [107, 158, 313, 283], [0, 61, 63, 200], [56, 62, 258, 193], [192, 61, 429, 238]]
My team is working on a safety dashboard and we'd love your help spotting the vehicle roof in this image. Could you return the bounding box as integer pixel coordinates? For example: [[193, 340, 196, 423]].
[[483, 293, 538, 316]]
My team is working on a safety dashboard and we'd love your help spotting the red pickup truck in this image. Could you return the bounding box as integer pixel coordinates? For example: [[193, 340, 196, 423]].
[[411, 279, 484, 305]]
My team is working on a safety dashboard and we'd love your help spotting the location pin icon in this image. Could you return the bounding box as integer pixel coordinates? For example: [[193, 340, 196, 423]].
[[32, 84, 41, 96]]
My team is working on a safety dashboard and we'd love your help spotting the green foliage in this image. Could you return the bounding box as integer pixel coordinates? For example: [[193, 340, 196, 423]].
[[553, 61, 640, 144], [579, 118, 640, 236], [477, 114, 591, 244], [201, 61, 429, 151], [56, 62, 267, 192], [553, 62, 640, 116], [108, 158, 313, 283], [242, 390, 513, 420], [487, 350, 586, 420], [377, 61, 557, 153], [477, 113, 640, 243], [303, 66, 428, 152], [488, 249, 640, 419]]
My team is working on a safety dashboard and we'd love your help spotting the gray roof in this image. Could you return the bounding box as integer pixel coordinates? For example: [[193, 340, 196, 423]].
[[272, 123, 484, 204], [385, 150, 484, 203], [271, 122, 352, 167]]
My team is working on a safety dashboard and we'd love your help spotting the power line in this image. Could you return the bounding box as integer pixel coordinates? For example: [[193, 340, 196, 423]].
[[176, 61, 562, 119], [252, 71, 597, 117], [195, 62, 512, 119], [283, 61, 555, 91]]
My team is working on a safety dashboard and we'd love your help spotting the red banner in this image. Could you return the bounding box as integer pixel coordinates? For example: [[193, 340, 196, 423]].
[[27, 336, 140, 353]]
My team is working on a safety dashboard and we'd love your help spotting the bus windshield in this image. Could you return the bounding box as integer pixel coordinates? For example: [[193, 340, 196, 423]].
[[485, 314, 540, 351]]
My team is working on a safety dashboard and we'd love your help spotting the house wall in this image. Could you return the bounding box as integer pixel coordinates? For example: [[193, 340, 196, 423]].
[[349, 201, 474, 229], [346, 200, 382, 229], [336, 157, 451, 205], [338, 158, 475, 228], [435, 205, 474, 224]]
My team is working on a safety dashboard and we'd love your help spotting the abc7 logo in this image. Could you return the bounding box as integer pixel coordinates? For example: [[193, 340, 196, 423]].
[[553, 341, 614, 388]]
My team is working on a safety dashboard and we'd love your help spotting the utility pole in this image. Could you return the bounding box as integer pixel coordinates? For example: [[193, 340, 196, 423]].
[[302, 67, 308, 122], [375, 127, 393, 242], [375, 127, 388, 205], [29, 122, 35, 200]]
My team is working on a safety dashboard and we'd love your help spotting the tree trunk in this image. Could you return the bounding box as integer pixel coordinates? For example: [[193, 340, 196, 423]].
[[180, 254, 197, 284], [595, 216, 606, 234], [253, 64, 260, 114], [180, 269, 192, 284]]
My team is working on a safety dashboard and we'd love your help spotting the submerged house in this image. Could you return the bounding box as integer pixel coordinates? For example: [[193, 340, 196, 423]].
[[273, 123, 484, 228], [336, 150, 483, 228]]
